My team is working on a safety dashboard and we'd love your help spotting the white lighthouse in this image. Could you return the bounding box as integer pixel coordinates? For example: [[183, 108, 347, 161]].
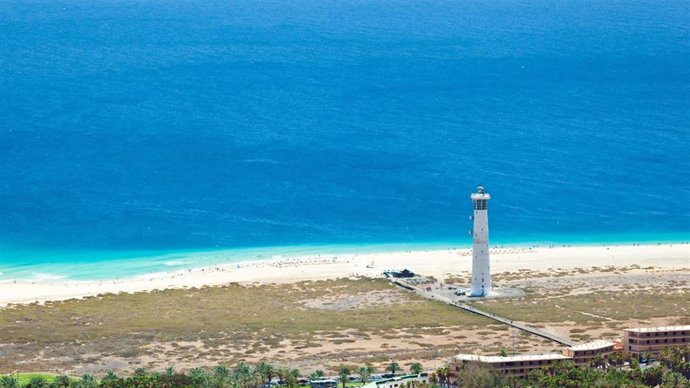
[[470, 186, 491, 297]]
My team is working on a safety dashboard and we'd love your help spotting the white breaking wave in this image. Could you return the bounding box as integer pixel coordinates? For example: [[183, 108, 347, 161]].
[[31, 272, 67, 281], [163, 260, 199, 266], [132, 271, 175, 280]]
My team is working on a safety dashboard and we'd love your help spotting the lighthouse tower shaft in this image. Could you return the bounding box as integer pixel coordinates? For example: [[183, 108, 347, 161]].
[[470, 187, 491, 297]]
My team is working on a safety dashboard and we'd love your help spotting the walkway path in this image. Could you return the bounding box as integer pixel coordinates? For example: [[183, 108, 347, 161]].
[[392, 279, 576, 347]]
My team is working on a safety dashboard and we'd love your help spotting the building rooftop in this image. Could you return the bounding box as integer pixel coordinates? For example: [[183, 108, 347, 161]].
[[568, 340, 615, 351], [454, 353, 569, 364], [625, 325, 690, 333]]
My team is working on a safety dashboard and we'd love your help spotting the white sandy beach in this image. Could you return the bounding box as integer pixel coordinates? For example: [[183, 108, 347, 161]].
[[0, 243, 688, 307]]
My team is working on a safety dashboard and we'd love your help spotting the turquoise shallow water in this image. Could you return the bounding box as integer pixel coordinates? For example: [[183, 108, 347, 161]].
[[1, 0, 688, 280], [2, 232, 688, 281]]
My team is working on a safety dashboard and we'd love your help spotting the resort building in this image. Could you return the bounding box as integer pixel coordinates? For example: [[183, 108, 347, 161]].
[[470, 186, 491, 297], [446, 326, 688, 379], [361, 374, 429, 388], [450, 353, 570, 378], [563, 340, 616, 364], [623, 325, 690, 359]]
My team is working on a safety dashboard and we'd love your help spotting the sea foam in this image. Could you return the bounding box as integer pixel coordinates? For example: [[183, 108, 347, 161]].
[[30, 273, 67, 281], [163, 260, 199, 267]]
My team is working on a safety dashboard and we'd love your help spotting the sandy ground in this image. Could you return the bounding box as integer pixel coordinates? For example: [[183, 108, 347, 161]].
[[1, 243, 688, 307]]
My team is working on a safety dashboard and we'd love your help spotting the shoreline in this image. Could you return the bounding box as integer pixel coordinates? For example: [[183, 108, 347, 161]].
[[3, 234, 689, 281], [0, 242, 688, 307]]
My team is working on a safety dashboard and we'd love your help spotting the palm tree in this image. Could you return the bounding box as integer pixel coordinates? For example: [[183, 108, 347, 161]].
[[435, 368, 444, 388], [27, 376, 48, 388], [527, 369, 545, 386], [642, 352, 653, 363], [276, 368, 288, 386], [662, 371, 688, 388], [55, 375, 70, 388], [256, 361, 275, 388], [455, 364, 506, 388], [309, 370, 325, 381], [435, 367, 450, 388], [277, 368, 297, 387], [643, 366, 665, 387], [590, 354, 605, 370], [338, 366, 351, 388], [357, 366, 374, 384], [103, 371, 118, 382], [190, 367, 211, 388], [386, 362, 401, 376], [165, 367, 175, 377], [627, 357, 643, 383], [410, 363, 423, 375], [279, 368, 300, 388], [80, 375, 97, 388], [606, 352, 624, 368], [233, 362, 256, 388], [213, 365, 231, 388], [0, 376, 19, 388]]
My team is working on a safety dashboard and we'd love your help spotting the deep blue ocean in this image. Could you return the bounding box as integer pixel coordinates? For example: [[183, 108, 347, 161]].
[[1, 0, 688, 280]]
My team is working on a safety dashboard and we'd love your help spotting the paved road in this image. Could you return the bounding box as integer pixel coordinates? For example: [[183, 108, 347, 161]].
[[393, 280, 576, 347]]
